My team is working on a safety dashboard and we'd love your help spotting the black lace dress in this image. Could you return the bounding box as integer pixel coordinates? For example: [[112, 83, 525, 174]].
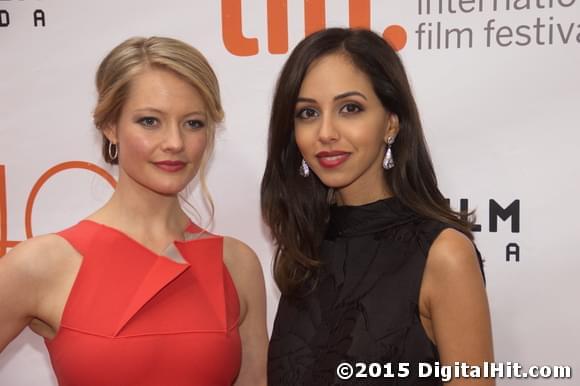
[[268, 197, 483, 385]]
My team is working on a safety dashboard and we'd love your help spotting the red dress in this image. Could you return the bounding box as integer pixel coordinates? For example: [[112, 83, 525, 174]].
[[44, 220, 241, 386]]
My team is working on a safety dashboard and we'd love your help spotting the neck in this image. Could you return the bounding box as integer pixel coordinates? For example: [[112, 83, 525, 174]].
[[335, 171, 393, 206], [92, 170, 189, 237]]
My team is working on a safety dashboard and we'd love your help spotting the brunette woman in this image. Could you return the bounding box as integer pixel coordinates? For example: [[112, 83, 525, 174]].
[[262, 28, 493, 385]]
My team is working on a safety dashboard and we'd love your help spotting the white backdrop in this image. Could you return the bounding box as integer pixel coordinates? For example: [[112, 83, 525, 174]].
[[1, 0, 579, 384]]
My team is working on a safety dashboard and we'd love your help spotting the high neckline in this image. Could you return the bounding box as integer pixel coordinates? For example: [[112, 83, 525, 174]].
[[326, 196, 417, 238]]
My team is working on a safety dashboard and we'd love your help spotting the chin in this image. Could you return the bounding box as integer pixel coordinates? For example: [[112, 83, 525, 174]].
[[149, 171, 197, 195], [139, 179, 190, 196], [315, 174, 355, 190]]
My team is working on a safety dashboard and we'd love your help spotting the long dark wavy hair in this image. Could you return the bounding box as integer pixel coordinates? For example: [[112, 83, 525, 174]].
[[261, 28, 474, 295]]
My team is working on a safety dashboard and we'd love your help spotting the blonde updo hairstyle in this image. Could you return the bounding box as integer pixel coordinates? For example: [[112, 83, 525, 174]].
[[93, 36, 223, 218]]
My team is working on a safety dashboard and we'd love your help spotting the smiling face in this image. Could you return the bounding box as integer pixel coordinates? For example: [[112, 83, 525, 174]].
[[294, 53, 399, 205], [105, 67, 208, 196]]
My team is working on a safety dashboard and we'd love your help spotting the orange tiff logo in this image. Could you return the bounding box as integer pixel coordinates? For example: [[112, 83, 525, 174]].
[[221, 0, 407, 55], [0, 162, 116, 257]]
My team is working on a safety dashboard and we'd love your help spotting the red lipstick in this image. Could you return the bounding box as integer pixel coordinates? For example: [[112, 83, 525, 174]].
[[154, 160, 186, 172], [315, 151, 350, 168]]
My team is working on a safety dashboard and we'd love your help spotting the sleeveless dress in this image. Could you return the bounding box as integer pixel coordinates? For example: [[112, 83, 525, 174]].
[[268, 197, 484, 385], [44, 220, 241, 386]]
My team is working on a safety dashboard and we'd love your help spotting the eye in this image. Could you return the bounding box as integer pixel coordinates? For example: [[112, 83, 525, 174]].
[[186, 119, 205, 130], [137, 117, 159, 127], [340, 103, 363, 114], [295, 107, 319, 120]]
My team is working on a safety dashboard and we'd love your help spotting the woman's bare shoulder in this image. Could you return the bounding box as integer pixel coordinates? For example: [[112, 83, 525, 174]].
[[1, 234, 80, 281], [426, 227, 481, 279], [421, 227, 487, 318], [221, 236, 266, 302], [222, 236, 264, 279]]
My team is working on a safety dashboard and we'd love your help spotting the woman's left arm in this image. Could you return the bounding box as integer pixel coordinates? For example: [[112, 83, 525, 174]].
[[421, 228, 495, 386], [223, 237, 268, 386]]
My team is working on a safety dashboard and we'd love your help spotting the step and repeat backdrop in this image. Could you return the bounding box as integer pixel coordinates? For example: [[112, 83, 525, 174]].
[[1, 0, 578, 384]]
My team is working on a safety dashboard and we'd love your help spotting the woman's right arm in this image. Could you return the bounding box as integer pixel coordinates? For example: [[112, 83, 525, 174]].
[[0, 236, 56, 352]]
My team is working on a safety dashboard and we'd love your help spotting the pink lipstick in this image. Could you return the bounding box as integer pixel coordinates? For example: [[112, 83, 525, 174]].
[[316, 151, 350, 168], [154, 160, 186, 172]]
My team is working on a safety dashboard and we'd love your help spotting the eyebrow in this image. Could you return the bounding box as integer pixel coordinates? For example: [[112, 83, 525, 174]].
[[133, 108, 206, 116], [296, 91, 368, 104]]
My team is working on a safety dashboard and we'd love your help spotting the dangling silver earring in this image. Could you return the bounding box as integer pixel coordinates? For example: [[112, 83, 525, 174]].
[[108, 141, 118, 161], [299, 158, 310, 177], [383, 137, 395, 170]]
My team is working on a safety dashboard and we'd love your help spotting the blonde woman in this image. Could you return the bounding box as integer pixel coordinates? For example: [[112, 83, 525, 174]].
[[0, 37, 267, 385]]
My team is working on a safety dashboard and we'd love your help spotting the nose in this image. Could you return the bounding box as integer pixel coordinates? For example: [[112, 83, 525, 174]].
[[161, 123, 184, 152], [318, 114, 339, 144]]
